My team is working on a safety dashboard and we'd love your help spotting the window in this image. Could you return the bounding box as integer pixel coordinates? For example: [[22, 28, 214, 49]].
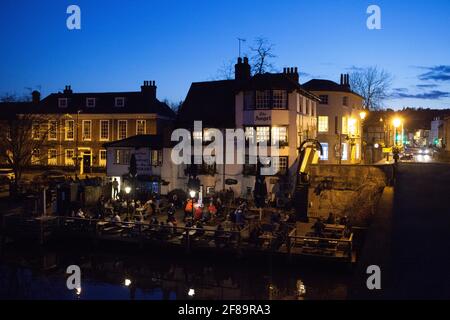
[[342, 117, 348, 134], [318, 116, 329, 133], [118, 120, 127, 140], [245, 127, 255, 142], [65, 120, 74, 141], [319, 95, 328, 105], [58, 98, 68, 108], [86, 98, 96, 108], [48, 120, 57, 141], [255, 90, 271, 109], [48, 149, 57, 165], [272, 90, 287, 109], [341, 143, 348, 161], [100, 120, 109, 141], [355, 143, 360, 160], [136, 120, 146, 135], [31, 149, 40, 165], [99, 150, 107, 167], [256, 127, 270, 143], [151, 150, 163, 166], [348, 118, 357, 136], [65, 149, 74, 166], [320, 143, 329, 161], [307, 100, 312, 115], [343, 96, 348, 106], [115, 97, 125, 107], [271, 126, 288, 145], [273, 156, 288, 174], [82, 120, 92, 141], [115, 149, 131, 165], [32, 122, 40, 140]]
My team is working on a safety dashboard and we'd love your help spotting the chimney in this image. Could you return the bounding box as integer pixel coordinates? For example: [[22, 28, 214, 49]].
[[63, 85, 72, 94], [31, 90, 40, 104], [340, 74, 344, 85], [141, 80, 157, 100], [283, 66, 299, 83], [235, 57, 251, 81]]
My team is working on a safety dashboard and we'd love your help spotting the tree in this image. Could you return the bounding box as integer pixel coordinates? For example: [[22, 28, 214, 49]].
[[0, 95, 56, 196], [249, 37, 277, 75], [163, 99, 183, 114], [350, 66, 393, 110], [215, 59, 236, 80]]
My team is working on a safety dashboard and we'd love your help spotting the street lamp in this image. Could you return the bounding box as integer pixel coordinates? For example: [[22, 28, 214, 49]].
[[125, 186, 131, 219], [125, 186, 131, 195], [188, 288, 195, 297], [124, 279, 132, 287], [392, 117, 403, 146], [359, 111, 367, 121], [189, 190, 196, 220]]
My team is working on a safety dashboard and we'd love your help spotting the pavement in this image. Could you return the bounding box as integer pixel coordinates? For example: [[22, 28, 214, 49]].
[[350, 163, 450, 299]]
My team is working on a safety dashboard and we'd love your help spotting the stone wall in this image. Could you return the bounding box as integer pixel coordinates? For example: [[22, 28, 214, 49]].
[[308, 164, 388, 227]]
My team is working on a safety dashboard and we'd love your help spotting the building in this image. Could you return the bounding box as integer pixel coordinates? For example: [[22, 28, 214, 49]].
[[430, 117, 444, 148], [104, 135, 172, 195], [176, 57, 320, 198], [302, 75, 365, 164], [4, 82, 175, 175]]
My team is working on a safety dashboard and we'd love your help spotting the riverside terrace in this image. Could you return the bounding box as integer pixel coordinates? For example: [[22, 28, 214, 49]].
[[1, 201, 355, 264]]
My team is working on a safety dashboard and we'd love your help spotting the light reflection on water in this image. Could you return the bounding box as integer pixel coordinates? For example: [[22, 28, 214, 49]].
[[0, 245, 352, 300]]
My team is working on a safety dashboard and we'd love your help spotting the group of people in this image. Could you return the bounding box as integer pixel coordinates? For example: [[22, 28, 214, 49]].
[[183, 197, 221, 223], [312, 212, 351, 238]]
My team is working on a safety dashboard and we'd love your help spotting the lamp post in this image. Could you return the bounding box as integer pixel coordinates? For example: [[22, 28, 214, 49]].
[[393, 117, 402, 147], [125, 186, 131, 219]]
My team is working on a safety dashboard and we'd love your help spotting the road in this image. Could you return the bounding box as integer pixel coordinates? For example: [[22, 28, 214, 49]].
[[351, 163, 450, 299]]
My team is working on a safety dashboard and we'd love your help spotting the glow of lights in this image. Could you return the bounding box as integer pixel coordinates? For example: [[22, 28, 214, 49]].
[[125, 186, 131, 194], [188, 288, 195, 297], [359, 111, 367, 121], [392, 118, 402, 128], [76, 287, 82, 295], [124, 279, 132, 286], [374, 143, 380, 149], [189, 190, 196, 198]]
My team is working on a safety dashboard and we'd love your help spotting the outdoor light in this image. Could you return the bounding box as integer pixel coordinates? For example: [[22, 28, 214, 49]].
[[359, 111, 367, 120], [392, 118, 402, 128], [124, 279, 132, 286], [125, 186, 131, 194], [188, 288, 195, 297], [76, 287, 82, 296], [189, 190, 196, 198], [374, 143, 380, 149]]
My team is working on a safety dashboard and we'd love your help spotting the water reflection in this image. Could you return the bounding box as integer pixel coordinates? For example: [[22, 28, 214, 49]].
[[0, 244, 351, 300]]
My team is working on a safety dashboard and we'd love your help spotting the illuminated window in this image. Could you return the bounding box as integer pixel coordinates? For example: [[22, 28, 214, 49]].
[[342, 117, 348, 134], [320, 143, 329, 160], [118, 120, 127, 140], [65, 149, 74, 166], [255, 90, 271, 109], [272, 156, 288, 174], [82, 120, 92, 141], [348, 118, 357, 136], [65, 120, 74, 141], [31, 149, 40, 165], [193, 130, 202, 141], [341, 143, 348, 161], [272, 90, 287, 109], [256, 127, 270, 142], [99, 150, 107, 167], [355, 143, 360, 160], [151, 150, 163, 166], [48, 120, 57, 141], [136, 120, 146, 135], [245, 127, 255, 142], [32, 122, 40, 140], [318, 116, 329, 133], [48, 149, 57, 165], [100, 120, 109, 141], [115, 149, 130, 165], [271, 126, 288, 145]]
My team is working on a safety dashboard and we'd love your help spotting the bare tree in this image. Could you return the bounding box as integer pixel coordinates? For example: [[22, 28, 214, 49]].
[[350, 66, 393, 110], [163, 99, 184, 114], [215, 59, 236, 80], [250, 37, 276, 75], [0, 96, 55, 196]]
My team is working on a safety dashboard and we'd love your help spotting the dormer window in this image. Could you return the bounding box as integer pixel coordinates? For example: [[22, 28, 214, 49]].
[[58, 98, 68, 108], [86, 98, 96, 108], [115, 97, 125, 107]]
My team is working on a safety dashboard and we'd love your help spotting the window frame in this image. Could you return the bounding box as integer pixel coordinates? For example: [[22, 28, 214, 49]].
[[99, 120, 110, 141], [65, 149, 75, 166], [58, 98, 68, 108], [319, 95, 329, 105], [86, 97, 96, 108], [318, 116, 329, 133], [136, 120, 146, 135], [65, 120, 75, 141], [117, 120, 127, 140], [82, 120, 92, 141], [48, 120, 58, 141], [115, 97, 125, 107], [48, 148, 57, 165]]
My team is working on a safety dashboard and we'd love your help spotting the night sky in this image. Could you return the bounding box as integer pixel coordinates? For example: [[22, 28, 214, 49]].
[[1, 0, 450, 109]]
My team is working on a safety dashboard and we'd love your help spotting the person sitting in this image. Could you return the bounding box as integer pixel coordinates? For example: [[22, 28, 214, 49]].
[[326, 212, 336, 225], [208, 202, 217, 219], [194, 204, 203, 221], [184, 199, 194, 221], [312, 218, 325, 237], [76, 208, 86, 219], [112, 213, 121, 223]]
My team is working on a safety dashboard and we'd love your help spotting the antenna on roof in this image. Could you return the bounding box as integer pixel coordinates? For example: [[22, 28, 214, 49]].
[[237, 38, 246, 58]]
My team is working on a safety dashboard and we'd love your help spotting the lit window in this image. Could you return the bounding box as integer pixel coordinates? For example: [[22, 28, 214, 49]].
[[58, 98, 67, 108], [151, 150, 163, 166], [256, 127, 270, 143], [342, 117, 348, 134], [355, 143, 360, 160], [86, 98, 96, 108], [245, 127, 255, 142], [48, 120, 57, 141], [82, 120, 92, 141], [341, 143, 348, 161], [65, 120, 74, 141], [193, 130, 202, 141], [118, 120, 127, 140], [100, 120, 109, 141], [115, 97, 125, 107], [319, 95, 328, 105], [31, 149, 40, 165], [272, 90, 287, 109], [320, 143, 329, 161], [115, 149, 130, 165], [272, 156, 288, 174], [318, 116, 329, 133], [32, 122, 40, 140], [343, 96, 348, 106], [348, 118, 357, 136], [48, 149, 57, 165], [271, 127, 288, 145], [136, 120, 146, 135], [255, 90, 271, 109], [65, 149, 74, 166], [99, 150, 107, 167]]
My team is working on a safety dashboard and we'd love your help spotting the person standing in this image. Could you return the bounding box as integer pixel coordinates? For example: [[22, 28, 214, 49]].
[[112, 178, 119, 199]]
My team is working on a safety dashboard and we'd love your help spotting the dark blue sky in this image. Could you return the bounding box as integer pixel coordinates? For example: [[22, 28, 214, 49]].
[[1, 0, 450, 109]]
